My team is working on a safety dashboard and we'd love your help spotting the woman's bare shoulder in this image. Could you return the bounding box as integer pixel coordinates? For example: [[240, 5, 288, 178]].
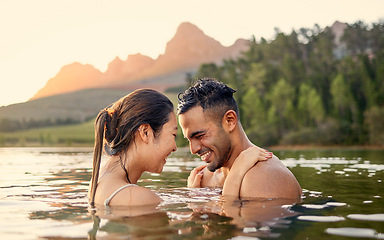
[[108, 185, 161, 206]]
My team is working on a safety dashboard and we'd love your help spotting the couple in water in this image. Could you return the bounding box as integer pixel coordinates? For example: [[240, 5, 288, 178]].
[[88, 78, 302, 207]]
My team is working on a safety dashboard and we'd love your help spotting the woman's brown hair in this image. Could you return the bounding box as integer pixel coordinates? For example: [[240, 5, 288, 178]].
[[89, 89, 174, 206]]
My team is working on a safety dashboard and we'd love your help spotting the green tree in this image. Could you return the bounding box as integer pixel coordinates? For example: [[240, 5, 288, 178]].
[[241, 87, 266, 130], [364, 107, 384, 145], [195, 63, 221, 80], [243, 63, 268, 97], [331, 73, 356, 118], [266, 78, 295, 136], [189, 19, 384, 146], [297, 83, 325, 126]]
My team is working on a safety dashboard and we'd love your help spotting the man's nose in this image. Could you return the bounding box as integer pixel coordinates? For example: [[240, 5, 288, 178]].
[[189, 139, 201, 155]]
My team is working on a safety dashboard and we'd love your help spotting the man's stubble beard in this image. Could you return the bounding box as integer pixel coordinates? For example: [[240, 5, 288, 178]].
[[206, 130, 232, 172]]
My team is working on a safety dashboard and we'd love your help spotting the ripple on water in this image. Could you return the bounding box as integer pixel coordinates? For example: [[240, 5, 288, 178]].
[[301, 204, 328, 209], [301, 201, 347, 210], [298, 215, 345, 222], [349, 163, 384, 171], [158, 187, 222, 205], [325, 227, 384, 239], [326, 202, 347, 207], [347, 214, 384, 222]]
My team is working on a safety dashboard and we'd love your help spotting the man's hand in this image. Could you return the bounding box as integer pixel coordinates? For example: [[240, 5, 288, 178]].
[[187, 165, 206, 188]]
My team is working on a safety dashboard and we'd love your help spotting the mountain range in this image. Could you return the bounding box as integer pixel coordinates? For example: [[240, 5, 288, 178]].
[[31, 22, 249, 100], [0, 22, 249, 123]]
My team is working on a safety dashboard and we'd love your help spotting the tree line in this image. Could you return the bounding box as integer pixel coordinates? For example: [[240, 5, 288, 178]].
[[0, 117, 83, 132], [191, 20, 384, 146]]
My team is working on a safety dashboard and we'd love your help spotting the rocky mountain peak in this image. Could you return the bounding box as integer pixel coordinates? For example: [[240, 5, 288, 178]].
[[31, 22, 249, 100], [163, 22, 223, 60]]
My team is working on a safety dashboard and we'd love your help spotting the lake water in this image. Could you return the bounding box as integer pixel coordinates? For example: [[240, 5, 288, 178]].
[[0, 147, 383, 239]]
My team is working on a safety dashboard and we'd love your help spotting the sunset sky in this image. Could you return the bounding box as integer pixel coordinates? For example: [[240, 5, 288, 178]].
[[1, 0, 383, 107]]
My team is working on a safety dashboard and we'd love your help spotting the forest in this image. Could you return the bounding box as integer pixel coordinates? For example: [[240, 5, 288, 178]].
[[191, 20, 384, 146]]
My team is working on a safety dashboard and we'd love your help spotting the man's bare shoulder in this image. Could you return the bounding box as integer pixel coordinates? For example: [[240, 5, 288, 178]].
[[240, 156, 302, 199]]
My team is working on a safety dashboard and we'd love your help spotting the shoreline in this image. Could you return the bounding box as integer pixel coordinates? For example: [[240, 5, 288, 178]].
[[1, 144, 383, 150], [268, 144, 384, 150]]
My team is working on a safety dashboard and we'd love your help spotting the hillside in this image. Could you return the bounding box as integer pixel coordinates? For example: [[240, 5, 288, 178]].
[[0, 119, 95, 146], [0, 92, 182, 147], [0, 88, 130, 122]]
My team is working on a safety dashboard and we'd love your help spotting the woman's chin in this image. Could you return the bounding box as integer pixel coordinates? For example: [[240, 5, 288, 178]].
[[154, 165, 165, 174]]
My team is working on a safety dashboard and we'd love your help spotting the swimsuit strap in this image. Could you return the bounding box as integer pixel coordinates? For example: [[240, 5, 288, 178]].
[[104, 184, 138, 206]]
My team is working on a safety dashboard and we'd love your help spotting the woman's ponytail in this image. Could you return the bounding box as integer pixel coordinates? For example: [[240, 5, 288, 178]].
[[89, 109, 108, 206]]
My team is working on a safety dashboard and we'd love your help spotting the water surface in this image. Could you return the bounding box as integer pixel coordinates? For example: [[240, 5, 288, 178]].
[[0, 147, 383, 239]]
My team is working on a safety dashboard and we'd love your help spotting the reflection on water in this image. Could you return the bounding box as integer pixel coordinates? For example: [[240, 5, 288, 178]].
[[0, 147, 383, 239]]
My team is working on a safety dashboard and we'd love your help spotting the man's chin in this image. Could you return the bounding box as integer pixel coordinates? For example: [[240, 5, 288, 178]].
[[207, 163, 219, 172]]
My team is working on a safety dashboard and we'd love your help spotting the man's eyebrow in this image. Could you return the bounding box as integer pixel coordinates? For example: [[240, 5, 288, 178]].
[[189, 130, 205, 139]]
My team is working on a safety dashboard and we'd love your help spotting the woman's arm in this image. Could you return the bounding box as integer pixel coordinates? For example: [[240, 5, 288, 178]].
[[187, 165, 207, 188], [222, 147, 272, 197], [188, 165, 224, 188]]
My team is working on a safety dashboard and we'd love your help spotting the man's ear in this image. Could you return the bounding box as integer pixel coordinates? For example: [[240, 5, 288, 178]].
[[222, 110, 238, 133], [138, 124, 152, 143]]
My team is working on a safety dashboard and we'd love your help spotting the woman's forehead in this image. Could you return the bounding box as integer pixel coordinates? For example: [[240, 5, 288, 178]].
[[160, 113, 176, 133]]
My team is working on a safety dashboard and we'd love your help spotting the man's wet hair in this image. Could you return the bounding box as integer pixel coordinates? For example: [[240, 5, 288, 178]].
[[177, 78, 239, 122]]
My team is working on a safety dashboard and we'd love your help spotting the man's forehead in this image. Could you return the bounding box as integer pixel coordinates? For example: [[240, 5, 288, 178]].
[[179, 107, 208, 133], [179, 106, 206, 123], [184, 105, 204, 115]]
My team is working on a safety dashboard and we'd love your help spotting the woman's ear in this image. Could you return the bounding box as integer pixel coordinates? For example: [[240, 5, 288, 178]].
[[138, 124, 152, 143], [222, 110, 238, 133]]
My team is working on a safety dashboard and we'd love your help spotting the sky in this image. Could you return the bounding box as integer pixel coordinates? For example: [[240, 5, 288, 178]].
[[1, 0, 383, 107]]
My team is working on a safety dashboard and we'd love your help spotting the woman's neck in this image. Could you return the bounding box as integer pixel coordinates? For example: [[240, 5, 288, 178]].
[[106, 150, 144, 184]]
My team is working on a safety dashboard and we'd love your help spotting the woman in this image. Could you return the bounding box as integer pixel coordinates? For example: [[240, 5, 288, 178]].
[[88, 89, 178, 207]]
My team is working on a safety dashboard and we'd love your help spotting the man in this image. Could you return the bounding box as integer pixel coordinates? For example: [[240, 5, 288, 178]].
[[177, 78, 302, 199]]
